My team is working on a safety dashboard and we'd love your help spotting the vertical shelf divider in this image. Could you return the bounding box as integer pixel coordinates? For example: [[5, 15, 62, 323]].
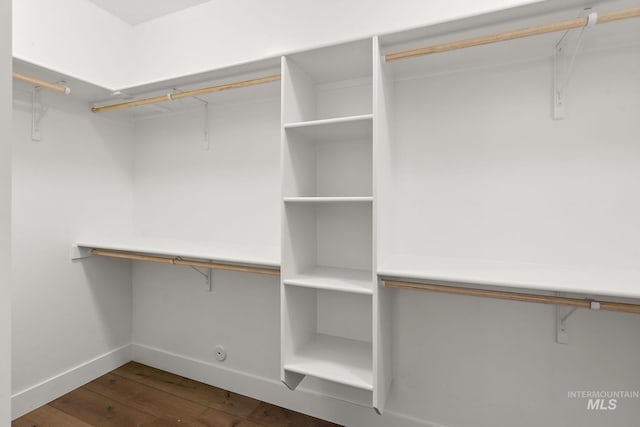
[[372, 36, 393, 414]]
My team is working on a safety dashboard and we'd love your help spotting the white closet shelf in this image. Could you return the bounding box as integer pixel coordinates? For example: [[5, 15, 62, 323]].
[[72, 236, 280, 269], [283, 114, 373, 141], [284, 266, 373, 294], [381, 4, 640, 81], [283, 196, 373, 204], [378, 255, 640, 300], [284, 333, 373, 391]]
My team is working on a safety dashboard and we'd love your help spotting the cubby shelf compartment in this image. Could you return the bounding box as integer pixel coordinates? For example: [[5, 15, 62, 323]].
[[281, 284, 373, 398], [284, 266, 373, 294], [284, 333, 373, 391], [284, 202, 373, 274], [283, 196, 373, 203], [284, 114, 373, 141], [282, 39, 373, 123], [282, 129, 372, 198]]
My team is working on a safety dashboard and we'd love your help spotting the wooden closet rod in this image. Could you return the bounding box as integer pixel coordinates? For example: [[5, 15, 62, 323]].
[[91, 74, 281, 113], [385, 7, 640, 62], [384, 279, 640, 315], [12, 72, 71, 94], [90, 248, 281, 276]]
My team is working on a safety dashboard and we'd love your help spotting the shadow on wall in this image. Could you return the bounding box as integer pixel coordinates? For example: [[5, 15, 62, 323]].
[[129, 261, 281, 379], [387, 288, 640, 427], [76, 256, 133, 351]]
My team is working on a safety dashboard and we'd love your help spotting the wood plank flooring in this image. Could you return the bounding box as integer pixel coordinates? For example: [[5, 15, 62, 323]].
[[13, 362, 343, 427]]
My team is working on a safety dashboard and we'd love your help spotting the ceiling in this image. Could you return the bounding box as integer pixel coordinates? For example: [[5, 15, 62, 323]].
[[87, 0, 213, 25]]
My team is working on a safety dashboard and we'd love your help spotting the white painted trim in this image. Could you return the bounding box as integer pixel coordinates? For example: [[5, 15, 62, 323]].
[[11, 344, 132, 419], [131, 342, 444, 427]]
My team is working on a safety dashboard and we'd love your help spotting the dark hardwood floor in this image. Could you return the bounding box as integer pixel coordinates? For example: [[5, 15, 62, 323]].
[[13, 362, 343, 427]]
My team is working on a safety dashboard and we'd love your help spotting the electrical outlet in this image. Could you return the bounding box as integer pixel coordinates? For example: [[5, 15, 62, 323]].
[[215, 345, 226, 361]]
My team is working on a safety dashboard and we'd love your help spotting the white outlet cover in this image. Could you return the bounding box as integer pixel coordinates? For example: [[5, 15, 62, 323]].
[[215, 345, 227, 361]]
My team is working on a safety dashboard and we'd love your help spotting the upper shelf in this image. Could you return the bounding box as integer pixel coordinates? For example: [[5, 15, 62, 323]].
[[92, 68, 282, 119], [72, 235, 280, 268], [13, 58, 114, 102], [284, 114, 373, 141], [378, 254, 640, 300], [381, 0, 640, 80]]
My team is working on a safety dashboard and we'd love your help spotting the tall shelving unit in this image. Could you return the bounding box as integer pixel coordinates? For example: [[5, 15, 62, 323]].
[[11, 1, 640, 426], [280, 39, 390, 411]]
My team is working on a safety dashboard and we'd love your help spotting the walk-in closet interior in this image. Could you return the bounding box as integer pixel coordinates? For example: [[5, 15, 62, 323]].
[[3, 0, 640, 426]]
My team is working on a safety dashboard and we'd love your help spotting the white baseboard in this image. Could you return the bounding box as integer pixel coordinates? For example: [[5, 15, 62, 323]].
[[11, 344, 132, 419], [132, 342, 443, 427]]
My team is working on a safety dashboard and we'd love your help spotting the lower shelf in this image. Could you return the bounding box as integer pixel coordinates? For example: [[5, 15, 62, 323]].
[[284, 333, 373, 391]]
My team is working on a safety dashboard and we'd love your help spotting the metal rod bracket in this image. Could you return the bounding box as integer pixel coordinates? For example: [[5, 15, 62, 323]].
[[556, 294, 573, 344], [188, 265, 213, 291], [203, 102, 210, 151], [32, 87, 46, 141], [556, 294, 599, 344], [553, 44, 567, 120], [171, 88, 210, 150], [553, 9, 595, 120], [178, 257, 213, 291], [70, 245, 93, 261], [189, 265, 213, 292]]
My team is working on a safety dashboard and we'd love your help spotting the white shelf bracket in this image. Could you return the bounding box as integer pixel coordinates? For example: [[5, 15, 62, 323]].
[[203, 101, 210, 151], [172, 87, 210, 150], [556, 302, 575, 344], [556, 294, 601, 344], [31, 86, 47, 141], [189, 265, 213, 291], [177, 257, 213, 291], [70, 245, 92, 261], [553, 9, 597, 120], [553, 43, 567, 120]]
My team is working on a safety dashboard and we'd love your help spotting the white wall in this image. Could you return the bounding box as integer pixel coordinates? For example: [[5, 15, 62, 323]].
[[12, 0, 134, 89], [130, 0, 540, 87], [131, 95, 282, 372], [381, 43, 640, 427], [0, 0, 11, 424], [390, 291, 640, 427], [11, 87, 135, 417], [132, 99, 281, 247], [13, 0, 541, 90], [389, 51, 640, 269]]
